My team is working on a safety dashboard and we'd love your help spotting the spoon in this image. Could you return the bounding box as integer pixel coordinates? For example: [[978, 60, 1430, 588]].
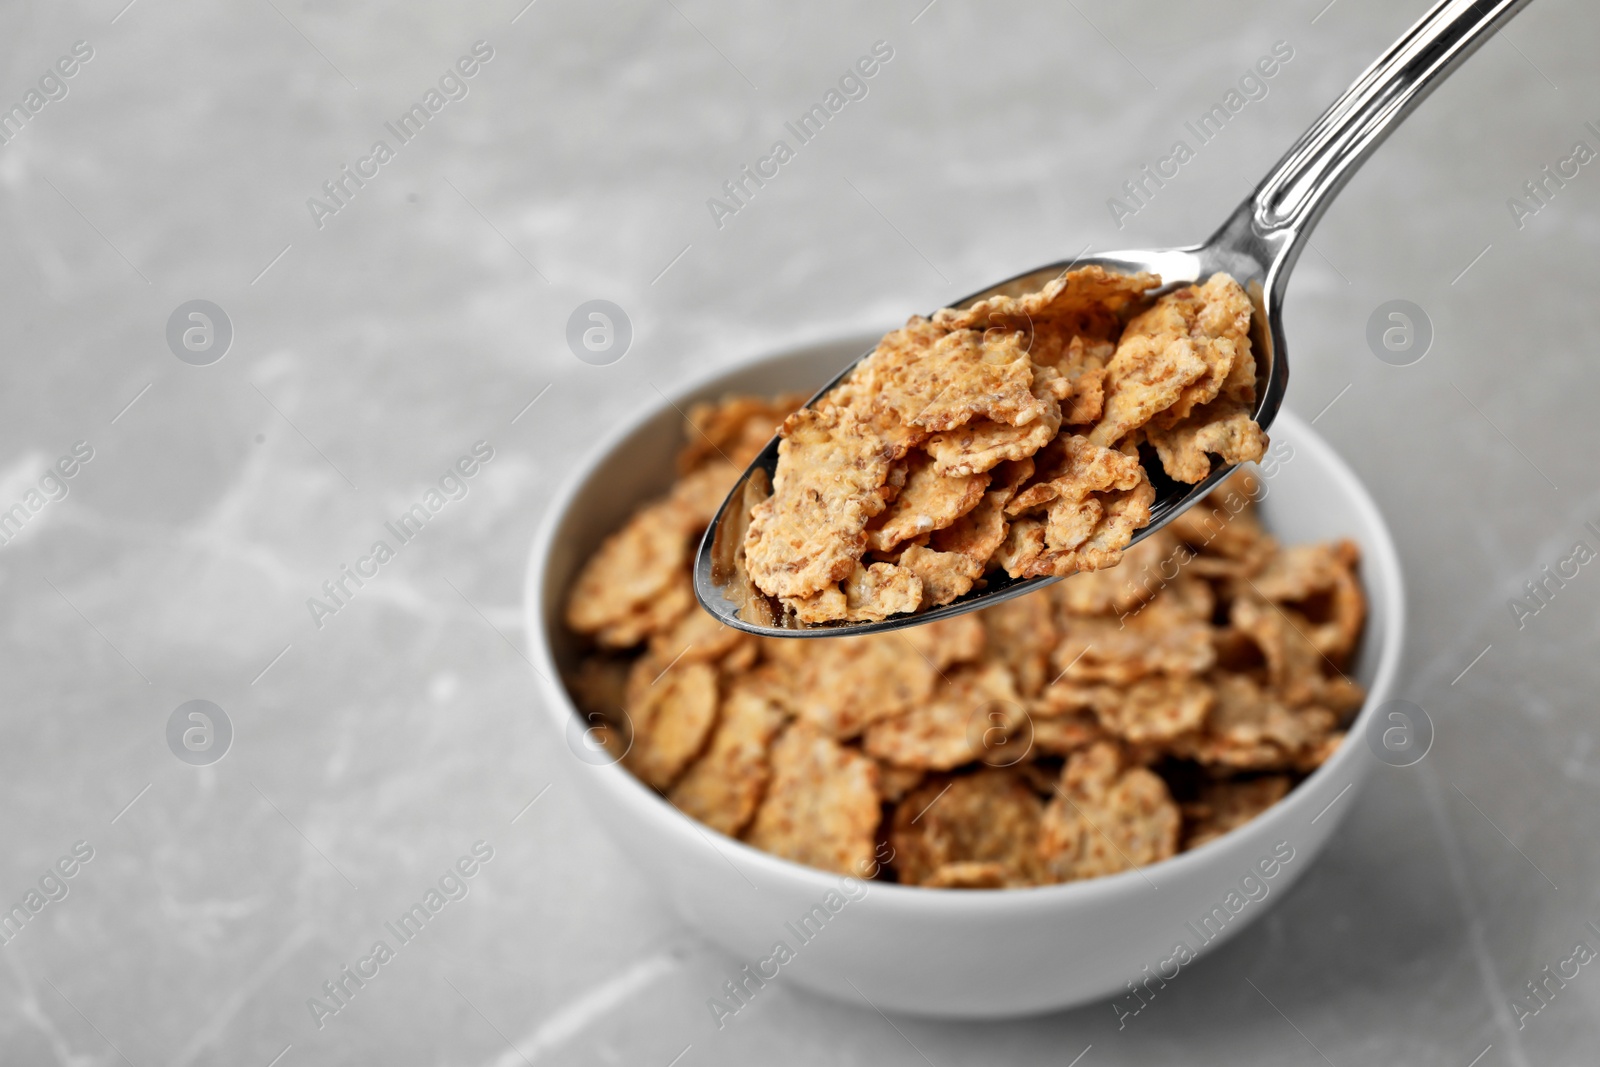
[[694, 0, 1533, 637]]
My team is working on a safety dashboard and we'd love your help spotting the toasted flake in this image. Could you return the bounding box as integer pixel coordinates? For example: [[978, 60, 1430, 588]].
[[1029, 710, 1102, 756], [1038, 742, 1180, 882], [923, 360, 1063, 476], [922, 862, 1010, 889], [1167, 673, 1341, 770], [668, 677, 787, 836], [1144, 274, 1255, 428], [1007, 435, 1143, 516], [767, 632, 938, 738], [1054, 529, 1181, 616], [745, 405, 894, 599], [1182, 776, 1292, 849], [745, 721, 881, 876], [863, 663, 1023, 770], [992, 514, 1047, 577], [864, 319, 1048, 431], [623, 659, 720, 789], [647, 603, 749, 667], [1249, 540, 1365, 665], [1049, 577, 1216, 685], [593, 571, 695, 649], [1166, 479, 1275, 576], [1229, 594, 1360, 711], [901, 615, 988, 670], [842, 561, 923, 619], [827, 370, 930, 463], [1144, 398, 1268, 483], [1052, 335, 1115, 425], [925, 413, 1060, 477], [978, 590, 1057, 697], [1019, 465, 1155, 579], [566, 499, 692, 643], [935, 265, 1159, 335], [1083, 674, 1215, 745], [678, 393, 806, 474], [898, 544, 983, 607], [929, 487, 1012, 570], [866, 453, 990, 552], [666, 460, 743, 529], [783, 561, 924, 624], [1087, 301, 1211, 448], [890, 768, 1045, 888]]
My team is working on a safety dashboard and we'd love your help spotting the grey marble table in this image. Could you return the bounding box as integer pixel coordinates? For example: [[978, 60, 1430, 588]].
[[1, 0, 1596, 1063]]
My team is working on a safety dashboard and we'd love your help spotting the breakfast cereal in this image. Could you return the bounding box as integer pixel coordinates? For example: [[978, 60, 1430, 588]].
[[561, 392, 1367, 889], [735, 267, 1267, 624]]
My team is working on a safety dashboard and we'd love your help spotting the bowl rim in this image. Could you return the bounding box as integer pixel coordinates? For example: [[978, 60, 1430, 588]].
[[523, 332, 1407, 913]]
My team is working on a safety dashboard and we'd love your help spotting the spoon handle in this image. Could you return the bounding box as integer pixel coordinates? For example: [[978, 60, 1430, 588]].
[[1251, 0, 1534, 246]]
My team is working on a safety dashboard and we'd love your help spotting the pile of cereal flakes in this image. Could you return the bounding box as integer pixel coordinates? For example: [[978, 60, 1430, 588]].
[[562, 393, 1367, 888], [740, 266, 1270, 625]]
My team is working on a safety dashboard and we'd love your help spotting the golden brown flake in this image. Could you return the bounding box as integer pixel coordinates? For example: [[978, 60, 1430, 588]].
[[921, 862, 1010, 889], [1049, 576, 1216, 686], [978, 590, 1057, 698], [647, 603, 749, 668], [1143, 398, 1268, 483], [678, 393, 806, 474], [1028, 709, 1102, 756], [623, 659, 720, 790], [592, 571, 695, 649], [875, 761, 927, 802], [1007, 435, 1143, 516], [566, 500, 693, 645], [1146, 274, 1255, 428], [866, 453, 990, 552], [935, 265, 1159, 336], [924, 412, 1060, 478], [1053, 528, 1180, 616], [928, 488, 1012, 571], [1088, 304, 1211, 448], [1038, 742, 1180, 882], [897, 544, 981, 607], [890, 768, 1046, 887], [666, 460, 744, 530], [745, 405, 895, 599], [745, 721, 881, 876], [667, 677, 787, 836], [863, 663, 1023, 770], [766, 631, 938, 738], [1018, 466, 1156, 579], [1167, 674, 1340, 771], [992, 514, 1047, 577], [1249, 540, 1365, 665], [1080, 674, 1215, 745], [901, 615, 988, 670], [863, 319, 1047, 431]]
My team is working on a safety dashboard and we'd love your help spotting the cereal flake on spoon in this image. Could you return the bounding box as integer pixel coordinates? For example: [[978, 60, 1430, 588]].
[[741, 266, 1268, 627]]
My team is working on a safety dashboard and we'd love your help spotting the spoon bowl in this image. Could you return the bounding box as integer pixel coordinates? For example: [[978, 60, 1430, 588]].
[[695, 0, 1532, 637]]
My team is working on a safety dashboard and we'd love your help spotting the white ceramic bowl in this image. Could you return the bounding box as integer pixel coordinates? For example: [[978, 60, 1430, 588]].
[[524, 334, 1405, 1018]]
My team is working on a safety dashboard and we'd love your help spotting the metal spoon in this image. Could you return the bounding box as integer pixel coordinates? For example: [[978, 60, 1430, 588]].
[[694, 0, 1533, 637]]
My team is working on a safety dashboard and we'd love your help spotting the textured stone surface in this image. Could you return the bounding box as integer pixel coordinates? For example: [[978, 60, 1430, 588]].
[[0, 0, 1595, 1064]]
